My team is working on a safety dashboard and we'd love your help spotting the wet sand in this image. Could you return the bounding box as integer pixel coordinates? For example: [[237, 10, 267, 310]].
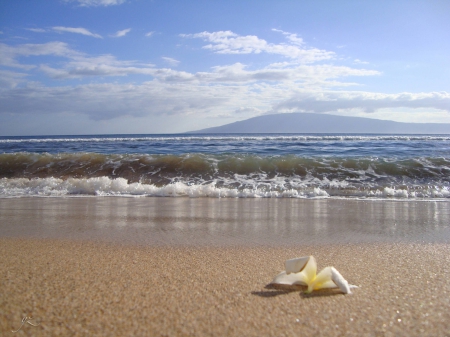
[[1, 197, 449, 245], [1, 197, 450, 336]]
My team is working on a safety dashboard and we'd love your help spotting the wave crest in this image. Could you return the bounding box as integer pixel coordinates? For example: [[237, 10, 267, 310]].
[[1, 176, 449, 199]]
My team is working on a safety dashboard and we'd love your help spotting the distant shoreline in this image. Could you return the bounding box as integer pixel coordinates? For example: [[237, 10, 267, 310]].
[[189, 112, 450, 134], [2, 131, 450, 138]]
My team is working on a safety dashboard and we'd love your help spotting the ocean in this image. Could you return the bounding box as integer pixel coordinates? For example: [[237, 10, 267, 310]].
[[1, 133, 449, 199]]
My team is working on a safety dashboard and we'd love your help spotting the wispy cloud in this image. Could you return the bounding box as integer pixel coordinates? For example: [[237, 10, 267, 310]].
[[0, 42, 79, 69], [40, 62, 156, 79], [0, 82, 236, 120], [2, 83, 449, 123], [111, 28, 131, 38], [206, 63, 378, 84], [2, 44, 447, 120], [0, 42, 158, 78], [63, 0, 127, 7], [52, 26, 102, 38], [1, 31, 448, 126], [144, 62, 378, 85], [26, 28, 47, 33], [273, 91, 450, 114], [234, 106, 262, 114], [354, 59, 369, 65], [145, 31, 155, 37], [271, 29, 304, 45], [0, 70, 28, 88], [181, 30, 334, 63], [161, 57, 180, 67], [40, 53, 156, 79]]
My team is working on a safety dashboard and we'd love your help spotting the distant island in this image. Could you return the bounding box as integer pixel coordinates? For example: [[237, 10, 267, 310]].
[[189, 113, 450, 134]]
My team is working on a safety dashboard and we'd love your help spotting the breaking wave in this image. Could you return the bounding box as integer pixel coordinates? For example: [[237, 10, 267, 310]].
[[1, 152, 449, 199]]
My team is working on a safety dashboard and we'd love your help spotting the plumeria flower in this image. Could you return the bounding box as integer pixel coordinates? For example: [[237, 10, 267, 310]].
[[271, 256, 357, 294]]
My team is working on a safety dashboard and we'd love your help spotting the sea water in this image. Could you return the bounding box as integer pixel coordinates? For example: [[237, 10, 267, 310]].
[[1, 133, 449, 199]]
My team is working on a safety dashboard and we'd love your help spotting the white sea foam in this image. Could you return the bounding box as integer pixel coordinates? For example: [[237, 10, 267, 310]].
[[1, 135, 450, 143], [1, 177, 449, 199], [0, 177, 328, 198]]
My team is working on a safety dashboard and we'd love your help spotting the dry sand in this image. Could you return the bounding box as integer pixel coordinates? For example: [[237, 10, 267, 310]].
[[1, 238, 450, 336]]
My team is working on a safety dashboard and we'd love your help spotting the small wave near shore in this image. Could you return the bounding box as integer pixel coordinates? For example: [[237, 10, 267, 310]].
[[1, 152, 449, 199]]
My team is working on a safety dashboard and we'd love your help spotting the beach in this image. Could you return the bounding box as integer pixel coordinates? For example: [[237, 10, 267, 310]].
[[1, 198, 450, 336], [2, 0, 450, 332]]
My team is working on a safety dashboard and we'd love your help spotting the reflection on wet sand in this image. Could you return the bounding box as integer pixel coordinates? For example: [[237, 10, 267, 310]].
[[0, 197, 449, 245]]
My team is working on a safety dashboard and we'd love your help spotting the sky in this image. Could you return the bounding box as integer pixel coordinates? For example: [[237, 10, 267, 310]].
[[0, 0, 449, 135]]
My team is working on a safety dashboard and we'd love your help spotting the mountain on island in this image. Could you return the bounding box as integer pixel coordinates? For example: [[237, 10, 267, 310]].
[[189, 113, 450, 134]]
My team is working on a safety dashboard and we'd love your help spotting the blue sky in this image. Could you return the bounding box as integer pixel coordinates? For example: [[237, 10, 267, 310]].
[[0, 0, 449, 135]]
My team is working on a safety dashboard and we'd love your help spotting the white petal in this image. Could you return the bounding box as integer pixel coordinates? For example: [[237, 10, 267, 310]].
[[331, 267, 351, 294], [320, 280, 339, 289], [308, 266, 336, 292], [271, 271, 308, 286], [300, 256, 317, 284], [285, 256, 310, 274]]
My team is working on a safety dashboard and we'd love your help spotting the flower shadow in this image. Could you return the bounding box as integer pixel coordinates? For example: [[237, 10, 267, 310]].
[[252, 283, 345, 298], [251, 283, 304, 298], [300, 288, 345, 298]]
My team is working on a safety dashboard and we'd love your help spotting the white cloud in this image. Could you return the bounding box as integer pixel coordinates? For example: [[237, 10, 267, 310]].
[[2, 41, 376, 84], [354, 59, 369, 65], [2, 80, 448, 125], [0, 39, 380, 96], [111, 28, 131, 38], [161, 57, 180, 67], [40, 63, 155, 79], [2, 31, 377, 86], [0, 42, 79, 69], [328, 108, 450, 124], [26, 28, 46, 33], [211, 63, 378, 84], [1, 31, 448, 127], [0, 82, 238, 120], [0, 42, 156, 78], [52, 26, 102, 38], [234, 106, 262, 114], [145, 31, 155, 37], [271, 29, 304, 45], [273, 91, 450, 114], [40, 54, 155, 79], [64, 0, 127, 7], [148, 62, 379, 86], [181, 30, 334, 63], [0, 70, 28, 88]]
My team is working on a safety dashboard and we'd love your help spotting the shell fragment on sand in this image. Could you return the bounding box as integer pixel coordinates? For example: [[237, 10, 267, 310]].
[[271, 256, 357, 294]]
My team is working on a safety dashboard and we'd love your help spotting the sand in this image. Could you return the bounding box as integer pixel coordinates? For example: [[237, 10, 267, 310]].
[[2, 239, 450, 336], [1, 197, 449, 245], [1, 197, 450, 336]]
